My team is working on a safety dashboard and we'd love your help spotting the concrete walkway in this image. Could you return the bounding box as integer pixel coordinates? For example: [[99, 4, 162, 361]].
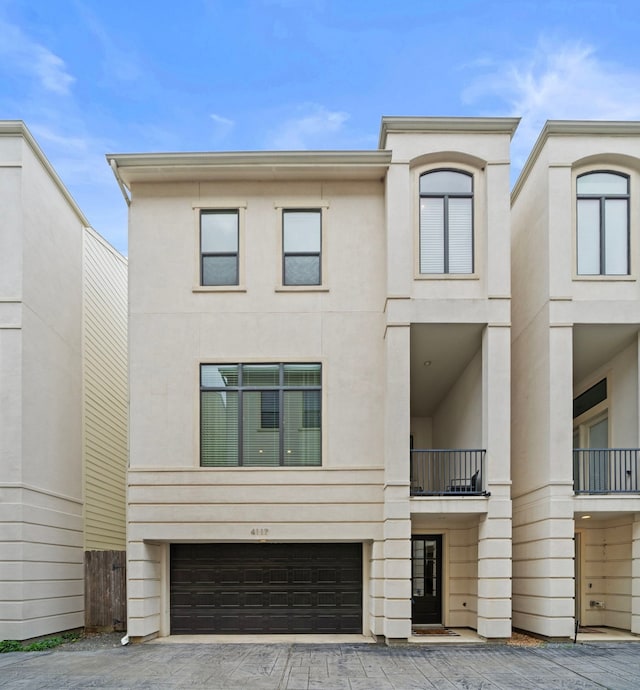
[[1, 641, 639, 689]]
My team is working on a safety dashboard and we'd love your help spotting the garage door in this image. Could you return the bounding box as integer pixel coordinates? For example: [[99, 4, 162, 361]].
[[170, 543, 362, 634]]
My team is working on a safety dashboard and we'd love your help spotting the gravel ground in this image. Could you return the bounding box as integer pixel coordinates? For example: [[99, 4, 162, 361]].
[[56, 631, 126, 651]]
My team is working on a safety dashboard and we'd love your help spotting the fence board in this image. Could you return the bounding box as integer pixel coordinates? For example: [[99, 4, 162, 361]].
[[84, 550, 127, 631]]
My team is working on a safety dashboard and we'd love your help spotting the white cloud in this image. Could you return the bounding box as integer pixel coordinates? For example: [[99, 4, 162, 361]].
[[463, 38, 640, 173], [0, 19, 74, 94], [266, 104, 350, 149], [210, 113, 235, 141]]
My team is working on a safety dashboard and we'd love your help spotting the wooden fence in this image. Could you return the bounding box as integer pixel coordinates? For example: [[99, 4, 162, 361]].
[[84, 550, 127, 631]]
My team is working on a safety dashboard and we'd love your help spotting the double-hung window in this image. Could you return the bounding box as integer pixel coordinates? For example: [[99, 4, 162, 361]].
[[283, 209, 321, 285], [577, 172, 629, 275], [200, 363, 321, 467], [200, 210, 239, 285], [419, 170, 473, 274]]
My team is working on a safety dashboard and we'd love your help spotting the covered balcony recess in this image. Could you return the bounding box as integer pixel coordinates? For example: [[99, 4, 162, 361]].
[[573, 324, 640, 497], [409, 323, 487, 498]]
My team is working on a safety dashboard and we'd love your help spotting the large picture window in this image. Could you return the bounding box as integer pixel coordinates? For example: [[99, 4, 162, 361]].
[[419, 170, 473, 274], [577, 172, 629, 275], [200, 210, 239, 285], [201, 363, 321, 467]]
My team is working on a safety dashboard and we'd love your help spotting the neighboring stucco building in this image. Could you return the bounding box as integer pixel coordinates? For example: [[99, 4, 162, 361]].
[[0, 122, 127, 641], [511, 121, 640, 638], [109, 116, 517, 642]]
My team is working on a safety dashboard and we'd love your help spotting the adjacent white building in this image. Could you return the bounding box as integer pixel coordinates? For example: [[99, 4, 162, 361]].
[[0, 122, 127, 641], [511, 121, 640, 638], [109, 116, 517, 642]]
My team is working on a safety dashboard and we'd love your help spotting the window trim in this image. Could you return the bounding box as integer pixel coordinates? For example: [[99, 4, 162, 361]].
[[417, 167, 475, 277], [199, 362, 322, 467], [193, 201, 247, 291], [576, 170, 630, 277]]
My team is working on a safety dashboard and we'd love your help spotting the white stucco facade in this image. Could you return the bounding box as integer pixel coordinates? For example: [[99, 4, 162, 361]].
[[112, 116, 518, 642], [0, 123, 127, 641], [511, 122, 640, 638]]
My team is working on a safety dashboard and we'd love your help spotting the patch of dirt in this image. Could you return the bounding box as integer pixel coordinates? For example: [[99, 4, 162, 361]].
[[58, 631, 126, 651], [506, 631, 545, 647]]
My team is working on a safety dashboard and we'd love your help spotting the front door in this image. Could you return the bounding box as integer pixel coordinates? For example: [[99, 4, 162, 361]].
[[411, 535, 442, 624]]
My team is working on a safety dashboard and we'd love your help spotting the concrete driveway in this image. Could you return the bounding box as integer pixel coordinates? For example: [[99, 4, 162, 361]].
[[1, 641, 639, 689]]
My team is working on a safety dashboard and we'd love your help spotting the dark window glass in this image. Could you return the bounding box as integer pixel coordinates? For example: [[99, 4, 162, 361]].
[[573, 379, 607, 419], [200, 363, 321, 467]]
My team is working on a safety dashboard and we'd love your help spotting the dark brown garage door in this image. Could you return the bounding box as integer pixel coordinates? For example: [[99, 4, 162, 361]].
[[170, 543, 362, 634]]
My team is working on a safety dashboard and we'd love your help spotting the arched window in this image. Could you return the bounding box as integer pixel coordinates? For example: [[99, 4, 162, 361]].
[[419, 170, 473, 274], [577, 171, 629, 275]]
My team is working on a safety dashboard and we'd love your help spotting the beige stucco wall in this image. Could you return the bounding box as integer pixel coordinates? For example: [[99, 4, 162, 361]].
[[123, 119, 515, 641], [0, 130, 84, 640], [512, 126, 640, 637], [127, 177, 388, 638], [433, 349, 482, 449]]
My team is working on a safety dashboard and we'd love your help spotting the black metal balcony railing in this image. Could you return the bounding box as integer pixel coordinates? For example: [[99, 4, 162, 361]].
[[573, 448, 640, 494], [410, 449, 487, 496]]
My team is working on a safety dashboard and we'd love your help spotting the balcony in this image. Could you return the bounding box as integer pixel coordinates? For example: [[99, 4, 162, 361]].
[[573, 449, 640, 494], [410, 449, 487, 496]]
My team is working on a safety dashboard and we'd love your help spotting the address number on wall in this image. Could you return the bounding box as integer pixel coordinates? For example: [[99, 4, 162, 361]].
[[251, 528, 270, 536]]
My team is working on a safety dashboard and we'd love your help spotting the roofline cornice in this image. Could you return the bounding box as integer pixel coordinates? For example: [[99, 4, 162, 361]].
[[106, 149, 392, 171], [378, 116, 521, 149], [512, 120, 640, 204], [0, 120, 91, 227]]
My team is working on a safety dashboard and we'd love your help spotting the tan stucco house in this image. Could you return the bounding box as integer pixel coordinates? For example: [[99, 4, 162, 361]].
[[109, 116, 518, 642], [511, 121, 640, 639], [0, 122, 127, 641]]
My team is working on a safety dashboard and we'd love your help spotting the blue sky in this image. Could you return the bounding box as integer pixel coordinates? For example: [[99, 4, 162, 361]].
[[2, 0, 640, 254]]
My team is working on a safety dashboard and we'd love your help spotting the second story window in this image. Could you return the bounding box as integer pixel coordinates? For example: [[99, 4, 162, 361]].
[[283, 209, 321, 285], [577, 172, 629, 275], [201, 210, 239, 286], [419, 170, 473, 274], [201, 363, 322, 467]]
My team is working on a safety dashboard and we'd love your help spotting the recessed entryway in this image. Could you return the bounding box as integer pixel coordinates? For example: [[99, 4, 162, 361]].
[[411, 535, 442, 625]]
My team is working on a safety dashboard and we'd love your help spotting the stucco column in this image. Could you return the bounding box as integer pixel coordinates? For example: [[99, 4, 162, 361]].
[[632, 514, 640, 635], [476, 324, 512, 638], [477, 506, 512, 638], [382, 323, 412, 640], [512, 323, 575, 638]]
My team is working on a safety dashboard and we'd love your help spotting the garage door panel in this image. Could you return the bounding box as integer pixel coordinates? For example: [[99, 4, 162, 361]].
[[170, 543, 362, 634]]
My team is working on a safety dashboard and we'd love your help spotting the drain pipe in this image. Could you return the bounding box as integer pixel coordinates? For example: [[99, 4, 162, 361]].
[[109, 158, 131, 207], [121, 633, 130, 646], [574, 618, 579, 644]]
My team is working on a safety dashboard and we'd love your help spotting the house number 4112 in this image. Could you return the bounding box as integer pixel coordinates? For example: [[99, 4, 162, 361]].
[[251, 528, 269, 536]]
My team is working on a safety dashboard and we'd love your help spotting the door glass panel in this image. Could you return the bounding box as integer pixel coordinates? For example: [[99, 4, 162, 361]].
[[588, 416, 608, 492], [411, 536, 442, 624], [588, 417, 608, 447]]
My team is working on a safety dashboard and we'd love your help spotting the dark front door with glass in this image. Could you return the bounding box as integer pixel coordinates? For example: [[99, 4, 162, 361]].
[[411, 535, 442, 624]]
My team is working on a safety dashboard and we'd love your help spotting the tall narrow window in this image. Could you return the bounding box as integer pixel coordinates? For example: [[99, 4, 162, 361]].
[[419, 170, 473, 274], [201, 363, 321, 467], [577, 172, 629, 275], [283, 209, 321, 285], [201, 210, 239, 285]]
